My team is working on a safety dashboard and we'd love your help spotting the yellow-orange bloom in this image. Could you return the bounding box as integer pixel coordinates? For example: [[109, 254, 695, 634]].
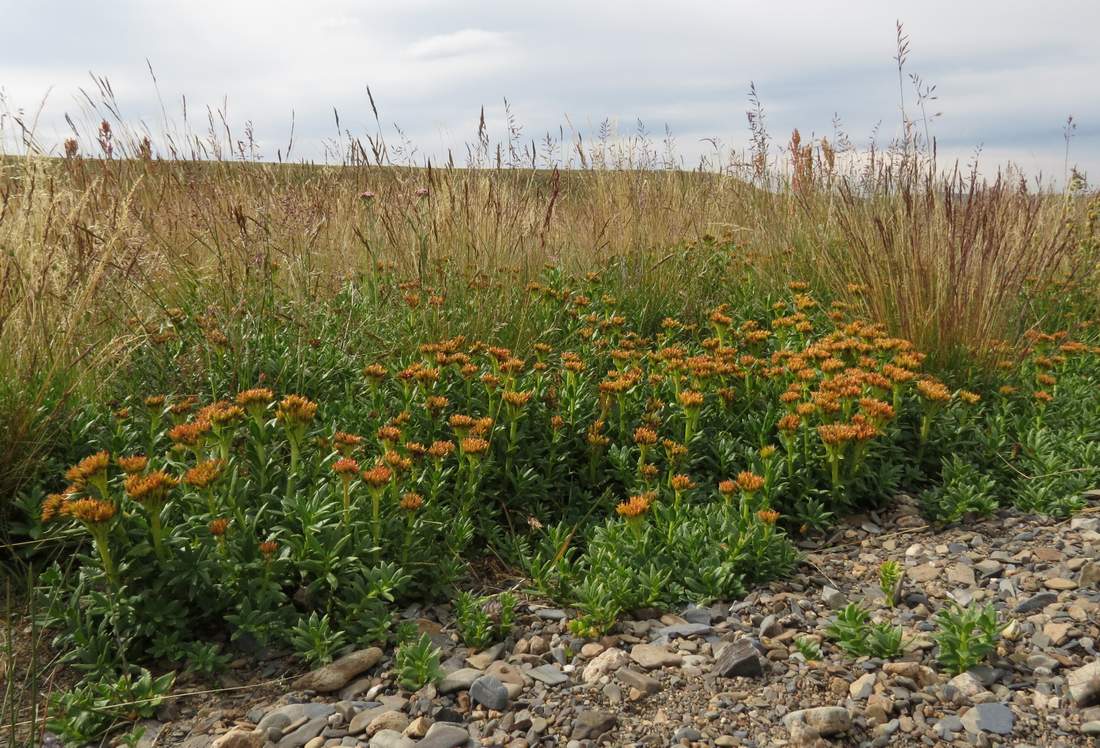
[[428, 440, 456, 460], [332, 457, 360, 477], [916, 380, 951, 403], [276, 394, 317, 425], [116, 455, 148, 475], [209, 518, 230, 536], [757, 509, 780, 525], [65, 451, 110, 485], [400, 492, 424, 511], [616, 493, 653, 518], [361, 464, 393, 488], [461, 437, 490, 456], [678, 389, 704, 409], [670, 474, 696, 492], [736, 471, 765, 493], [168, 419, 211, 447], [125, 470, 179, 503], [65, 498, 117, 524], [633, 426, 658, 446], [184, 459, 224, 489]]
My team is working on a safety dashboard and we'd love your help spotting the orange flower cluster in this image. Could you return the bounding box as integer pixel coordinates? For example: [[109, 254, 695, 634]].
[[616, 492, 654, 518]]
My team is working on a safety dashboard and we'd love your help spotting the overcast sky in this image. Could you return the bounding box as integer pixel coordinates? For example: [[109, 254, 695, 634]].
[[1, 0, 1097, 183]]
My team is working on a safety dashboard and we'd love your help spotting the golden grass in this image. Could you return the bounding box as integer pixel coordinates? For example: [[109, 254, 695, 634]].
[[0, 108, 1096, 510]]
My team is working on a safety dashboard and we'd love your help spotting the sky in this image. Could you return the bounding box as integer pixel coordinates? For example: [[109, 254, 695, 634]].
[[1, 0, 1097, 183]]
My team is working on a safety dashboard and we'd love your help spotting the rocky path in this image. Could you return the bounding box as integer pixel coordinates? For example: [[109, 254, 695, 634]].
[[124, 495, 1100, 748]]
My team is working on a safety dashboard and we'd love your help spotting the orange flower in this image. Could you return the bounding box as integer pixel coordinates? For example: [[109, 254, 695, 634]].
[[377, 425, 402, 444], [399, 492, 424, 511], [757, 509, 780, 524], [1033, 390, 1054, 403], [236, 387, 273, 409], [168, 419, 211, 447], [718, 479, 736, 497], [502, 390, 533, 409], [209, 518, 230, 536], [817, 423, 857, 446], [361, 464, 393, 488], [677, 390, 704, 409], [116, 455, 148, 475], [428, 440, 456, 460], [65, 498, 116, 524], [958, 390, 981, 405], [259, 540, 279, 558], [125, 470, 179, 503], [65, 451, 110, 485], [633, 426, 658, 446], [333, 431, 363, 454], [276, 394, 317, 425], [616, 493, 653, 518], [460, 437, 490, 456], [332, 457, 360, 477], [184, 460, 224, 489], [736, 471, 765, 493], [916, 380, 951, 403], [670, 474, 696, 492]]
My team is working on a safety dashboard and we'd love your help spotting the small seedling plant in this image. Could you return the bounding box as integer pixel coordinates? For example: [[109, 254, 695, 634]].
[[933, 602, 1004, 675]]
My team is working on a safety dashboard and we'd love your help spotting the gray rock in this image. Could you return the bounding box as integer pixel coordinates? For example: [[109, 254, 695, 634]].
[[821, 586, 847, 610], [571, 710, 617, 740], [526, 664, 568, 686], [629, 643, 682, 669], [849, 672, 876, 700], [293, 648, 384, 693], [1080, 561, 1100, 588], [469, 675, 509, 711], [211, 728, 264, 748], [415, 722, 469, 748], [437, 668, 482, 694], [465, 642, 505, 670], [960, 702, 1014, 735], [277, 716, 328, 748], [682, 605, 714, 625], [370, 730, 415, 748], [712, 640, 763, 678], [672, 726, 703, 742], [1082, 721, 1100, 736], [615, 667, 661, 695], [758, 614, 783, 638], [258, 705, 337, 734], [935, 715, 964, 736], [653, 623, 712, 639], [581, 647, 629, 683], [1015, 592, 1058, 613], [534, 608, 566, 620], [1068, 660, 1100, 707], [782, 707, 851, 737]]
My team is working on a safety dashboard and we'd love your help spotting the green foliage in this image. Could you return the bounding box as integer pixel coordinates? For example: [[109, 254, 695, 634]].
[[921, 456, 999, 522], [453, 591, 517, 650], [47, 668, 175, 745], [289, 613, 347, 667], [793, 636, 822, 661], [394, 633, 442, 691], [933, 602, 1003, 676], [545, 501, 798, 636], [16, 262, 1100, 711], [827, 603, 906, 659], [878, 560, 903, 608]]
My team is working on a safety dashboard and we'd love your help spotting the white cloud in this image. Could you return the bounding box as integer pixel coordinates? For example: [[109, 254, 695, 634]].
[[0, 0, 1096, 180], [407, 29, 510, 61]]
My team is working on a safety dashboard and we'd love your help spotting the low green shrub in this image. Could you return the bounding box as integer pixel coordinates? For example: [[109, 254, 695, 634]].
[[934, 602, 1003, 676]]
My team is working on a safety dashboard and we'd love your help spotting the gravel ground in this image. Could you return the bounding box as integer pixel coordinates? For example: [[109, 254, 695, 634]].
[[87, 493, 1100, 748]]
